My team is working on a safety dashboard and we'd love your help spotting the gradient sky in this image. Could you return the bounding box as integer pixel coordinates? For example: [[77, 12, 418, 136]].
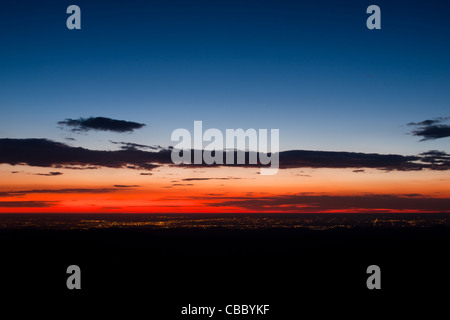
[[1, 0, 449, 213]]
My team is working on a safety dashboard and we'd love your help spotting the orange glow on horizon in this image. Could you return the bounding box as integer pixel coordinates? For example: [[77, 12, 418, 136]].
[[1, 164, 449, 213]]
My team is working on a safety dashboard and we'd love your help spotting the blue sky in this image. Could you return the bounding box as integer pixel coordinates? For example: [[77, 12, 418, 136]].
[[1, 0, 449, 155]]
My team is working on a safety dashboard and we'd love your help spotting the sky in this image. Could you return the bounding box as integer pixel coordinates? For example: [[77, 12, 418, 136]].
[[0, 0, 450, 213]]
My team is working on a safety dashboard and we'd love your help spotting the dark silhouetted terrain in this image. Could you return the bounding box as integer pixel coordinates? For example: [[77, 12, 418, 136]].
[[1, 213, 449, 318]]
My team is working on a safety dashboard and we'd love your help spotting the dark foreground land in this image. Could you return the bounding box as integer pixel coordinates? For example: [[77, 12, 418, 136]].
[[1, 216, 449, 318]]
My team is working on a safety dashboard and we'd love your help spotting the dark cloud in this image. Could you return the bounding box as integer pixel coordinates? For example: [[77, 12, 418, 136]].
[[181, 177, 242, 181], [408, 117, 450, 141], [417, 150, 450, 170], [208, 193, 450, 212], [0, 188, 120, 197], [278, 150, 423, 171], [0, 138, 169, 170], [420, 150, 449, 157], [113, 185, 140, 188], [53, 165, 99, 170], [412, 125, 450, 141], [407, 119, 444, 126], [34, 172, 63, 176], [169, 149, 429, 171], [140, 173, 153, 176], [0, 201, 57, 208], [110, 141, 162, 151], [1, 138, 450, 172], [58, 117, 145, 133]]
